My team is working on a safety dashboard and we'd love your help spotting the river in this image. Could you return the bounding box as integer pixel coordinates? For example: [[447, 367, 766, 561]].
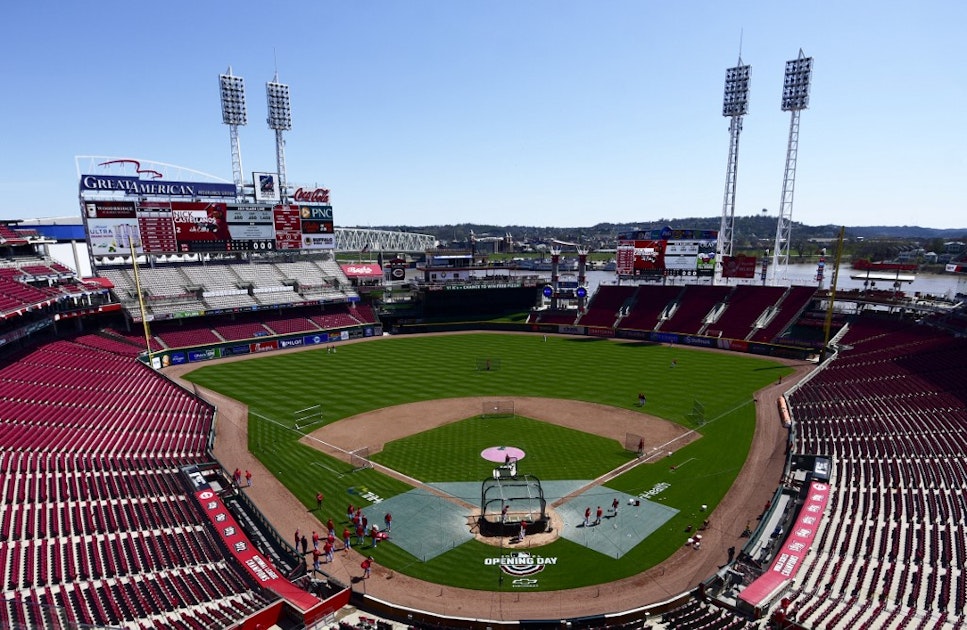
[[404, 261, 967, 301], [541, 264, 967, 300]]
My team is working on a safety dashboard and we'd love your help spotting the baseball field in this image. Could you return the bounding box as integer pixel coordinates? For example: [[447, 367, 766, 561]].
[[182, 332, 794, 592]]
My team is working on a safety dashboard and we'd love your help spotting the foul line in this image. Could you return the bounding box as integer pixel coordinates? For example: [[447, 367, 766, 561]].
[[552, 398, 755, 507]]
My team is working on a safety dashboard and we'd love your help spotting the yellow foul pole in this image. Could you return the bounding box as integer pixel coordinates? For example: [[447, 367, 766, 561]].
[[128, 238, 154, 365]]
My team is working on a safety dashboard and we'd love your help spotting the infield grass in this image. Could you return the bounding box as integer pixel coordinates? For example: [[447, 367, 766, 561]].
[[372, 415, 633, 482], [184, 332, 793, 590]]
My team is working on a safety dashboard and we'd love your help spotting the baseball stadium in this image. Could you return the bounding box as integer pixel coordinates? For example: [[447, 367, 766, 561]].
[[1, 63, 967, 630]]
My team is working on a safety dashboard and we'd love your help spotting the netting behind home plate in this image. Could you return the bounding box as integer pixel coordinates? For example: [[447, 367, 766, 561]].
[[478, 473, 548, 537]]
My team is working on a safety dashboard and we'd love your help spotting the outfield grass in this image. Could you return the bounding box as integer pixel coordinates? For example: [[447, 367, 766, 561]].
[[184, 332, 792, 590]]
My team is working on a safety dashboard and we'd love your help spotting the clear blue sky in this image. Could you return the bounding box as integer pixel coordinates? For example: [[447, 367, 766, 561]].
[[1, 1, 964, 229]]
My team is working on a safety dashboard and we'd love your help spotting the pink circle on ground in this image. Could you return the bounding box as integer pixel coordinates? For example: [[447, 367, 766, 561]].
[[480, 446, 526, 463]]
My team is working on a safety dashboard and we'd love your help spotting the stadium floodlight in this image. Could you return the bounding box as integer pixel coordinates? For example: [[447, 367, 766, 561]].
[[219, 70, 247, 126], [781, 53, 813, 111], [715, 59, 751, 285], [266, 74, 292, 202], [771, 50, 814, 286], [722, 63, 751, 117], [265, 79, 292, 131], [219, 68, 247, 195]]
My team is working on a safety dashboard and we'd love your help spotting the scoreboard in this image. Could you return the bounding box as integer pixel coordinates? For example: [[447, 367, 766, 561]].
[[615, 228, 719, 277], [82, 181, 335, 257]]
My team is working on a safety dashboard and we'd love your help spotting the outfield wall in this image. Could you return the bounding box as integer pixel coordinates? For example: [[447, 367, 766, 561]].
[[145, 323, 383, 368], [390, 320, 812, 361]]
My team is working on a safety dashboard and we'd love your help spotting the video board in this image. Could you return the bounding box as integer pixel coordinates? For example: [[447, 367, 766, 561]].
[[615, 228, 718, 277], [616, 239, 664, 276], [664, 240, 717, 273], [721, 255, 758, 279], [83, 191, 335, 257]]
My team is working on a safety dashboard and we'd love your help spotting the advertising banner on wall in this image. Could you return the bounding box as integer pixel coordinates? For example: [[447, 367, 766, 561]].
[[302, 234, 336, 249], [292, 187, 330, 204], [80, 174, 236, 198], [696, 241, 716, 274], [83, 201, 143, 255], [86, 218, 144, 255], [739, 482, 830, 608], [340, 263, 383, 278], [253, 172, 281, 202], [84, 200, 136, 219], [192, 487, 321, 610], [299, 204, 336, 249], [722, 255, 758, 278]]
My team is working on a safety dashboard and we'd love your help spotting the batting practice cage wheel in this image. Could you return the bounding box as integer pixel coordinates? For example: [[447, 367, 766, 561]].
[[478, 473, 548, 537]]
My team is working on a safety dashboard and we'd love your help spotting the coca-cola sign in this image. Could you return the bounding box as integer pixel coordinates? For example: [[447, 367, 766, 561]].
[[292, 187, 330, 203]]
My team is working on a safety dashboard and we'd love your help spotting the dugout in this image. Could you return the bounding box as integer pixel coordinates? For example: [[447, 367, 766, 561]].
[[478, 473, 549, 537]]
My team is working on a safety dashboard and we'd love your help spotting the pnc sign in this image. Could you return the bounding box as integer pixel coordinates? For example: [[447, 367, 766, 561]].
[[300, 206, 333, 220]]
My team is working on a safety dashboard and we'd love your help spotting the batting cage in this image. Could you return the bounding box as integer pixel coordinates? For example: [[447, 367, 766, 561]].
[[480, 400, 515, 418], [478, 473, 548, 537], [624, 432, 645, 456], [349, 447, 372, 472], [475, 357, 502, 371], [686, 399, 707, 428]]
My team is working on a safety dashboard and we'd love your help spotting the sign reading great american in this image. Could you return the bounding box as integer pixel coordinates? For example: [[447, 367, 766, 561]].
[[81, 175, 237, 198]]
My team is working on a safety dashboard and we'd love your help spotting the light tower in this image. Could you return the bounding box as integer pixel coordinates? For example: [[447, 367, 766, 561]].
[[219, 68, 247, 196], [770, 50, 813, 285], [715, 58, 751, 285], [266, 73, 292, 203]]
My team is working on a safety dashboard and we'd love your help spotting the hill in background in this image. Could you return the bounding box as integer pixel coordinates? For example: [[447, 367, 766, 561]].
[[351, 217, 967, 260]]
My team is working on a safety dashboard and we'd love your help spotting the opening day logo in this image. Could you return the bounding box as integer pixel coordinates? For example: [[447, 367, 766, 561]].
[[484, 551, 557, 579]]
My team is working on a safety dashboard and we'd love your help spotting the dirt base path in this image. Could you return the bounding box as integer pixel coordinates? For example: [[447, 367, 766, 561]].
[[164, 334, 813, 620], [305, 396, 694, 458]]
